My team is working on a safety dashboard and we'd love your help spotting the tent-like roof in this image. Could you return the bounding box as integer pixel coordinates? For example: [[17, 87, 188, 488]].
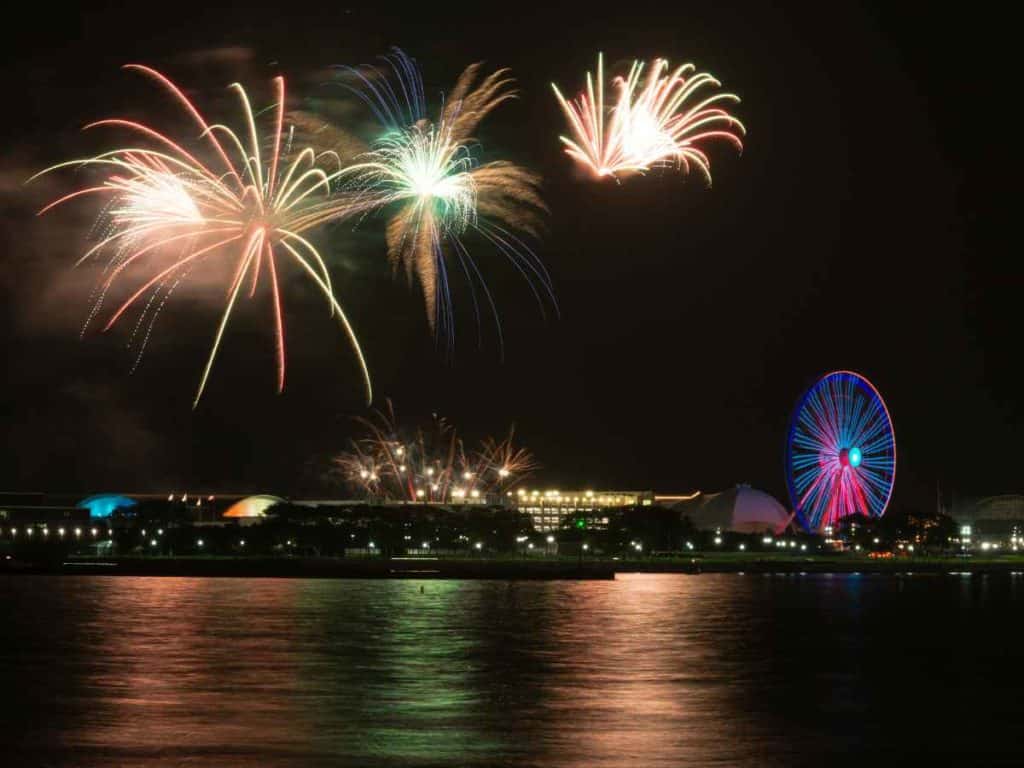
[[77, 494, 137, 518], [222, 495, 284, 519], [672, 485, 792, 534]]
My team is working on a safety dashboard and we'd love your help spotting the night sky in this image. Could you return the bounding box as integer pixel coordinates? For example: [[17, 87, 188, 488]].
[[0, 2, 1015, 511]]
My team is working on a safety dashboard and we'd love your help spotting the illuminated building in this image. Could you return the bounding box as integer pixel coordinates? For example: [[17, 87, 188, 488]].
[[664, 485, 793, 534], [77, 494, 137, 518], [511, 489, 654, 532], [222, 495, 285, 526]]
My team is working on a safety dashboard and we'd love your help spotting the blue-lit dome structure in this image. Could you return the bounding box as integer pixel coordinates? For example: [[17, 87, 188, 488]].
[[77, 494, 138, 518]]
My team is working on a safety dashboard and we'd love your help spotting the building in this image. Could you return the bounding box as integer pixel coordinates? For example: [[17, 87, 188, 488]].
[[664, 485, 794, 534], [511, 489, 655, 532], [950, 495, 1024, 538], [220, 495, 286, 526]]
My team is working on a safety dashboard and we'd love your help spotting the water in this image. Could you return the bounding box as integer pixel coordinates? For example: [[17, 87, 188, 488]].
[[2, 573, 1022, 767]]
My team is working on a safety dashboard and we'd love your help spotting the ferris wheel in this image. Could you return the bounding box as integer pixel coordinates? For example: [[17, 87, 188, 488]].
[[785, 370, 896, 532]]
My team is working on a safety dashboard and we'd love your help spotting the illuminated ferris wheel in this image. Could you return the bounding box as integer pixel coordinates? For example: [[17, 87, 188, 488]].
[[785, 370, 896, 532]]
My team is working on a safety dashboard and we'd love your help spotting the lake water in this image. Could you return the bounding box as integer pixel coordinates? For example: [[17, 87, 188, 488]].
[[2, 573, 1022, 767]]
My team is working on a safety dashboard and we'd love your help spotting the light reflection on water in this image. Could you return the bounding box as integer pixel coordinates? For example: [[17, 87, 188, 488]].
[[2, 573, 1022, 767]]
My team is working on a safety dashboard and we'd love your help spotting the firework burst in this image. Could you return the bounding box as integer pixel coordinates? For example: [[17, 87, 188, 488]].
[[32, 65, 373, 407], [335, 399, 537, 502], [552, 53, 745, 181], [333, 49, 553, 347]]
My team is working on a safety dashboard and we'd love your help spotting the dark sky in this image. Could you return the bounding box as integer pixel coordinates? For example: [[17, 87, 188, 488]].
[[0, 2, 1016, 510]]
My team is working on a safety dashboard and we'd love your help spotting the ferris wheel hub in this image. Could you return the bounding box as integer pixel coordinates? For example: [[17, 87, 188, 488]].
[[839, 446, 863, 468]]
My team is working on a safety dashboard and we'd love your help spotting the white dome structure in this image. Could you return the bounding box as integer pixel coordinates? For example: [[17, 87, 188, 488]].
[[673, 485, 793, 534]]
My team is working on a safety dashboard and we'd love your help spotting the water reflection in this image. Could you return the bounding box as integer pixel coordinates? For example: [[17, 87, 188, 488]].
[[2, 573, 1023, 766]]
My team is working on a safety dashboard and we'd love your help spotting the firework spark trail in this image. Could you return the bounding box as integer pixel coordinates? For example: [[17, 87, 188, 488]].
[[31, 66, 373, 407], [328, 48, 554, 346], [334, 399, 537, 503], [552, 53, 745, 181]]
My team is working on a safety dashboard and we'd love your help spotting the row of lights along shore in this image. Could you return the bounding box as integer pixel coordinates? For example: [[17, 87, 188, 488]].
[[3, 526, 102, 538]]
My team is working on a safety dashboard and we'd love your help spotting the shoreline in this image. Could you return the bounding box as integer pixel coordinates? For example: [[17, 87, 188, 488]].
[[1, 556, 615, 580], [3, 555, 1023, 578]]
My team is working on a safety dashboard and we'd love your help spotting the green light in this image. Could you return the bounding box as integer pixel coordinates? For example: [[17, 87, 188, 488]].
[[575, 519, 586, 529]]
